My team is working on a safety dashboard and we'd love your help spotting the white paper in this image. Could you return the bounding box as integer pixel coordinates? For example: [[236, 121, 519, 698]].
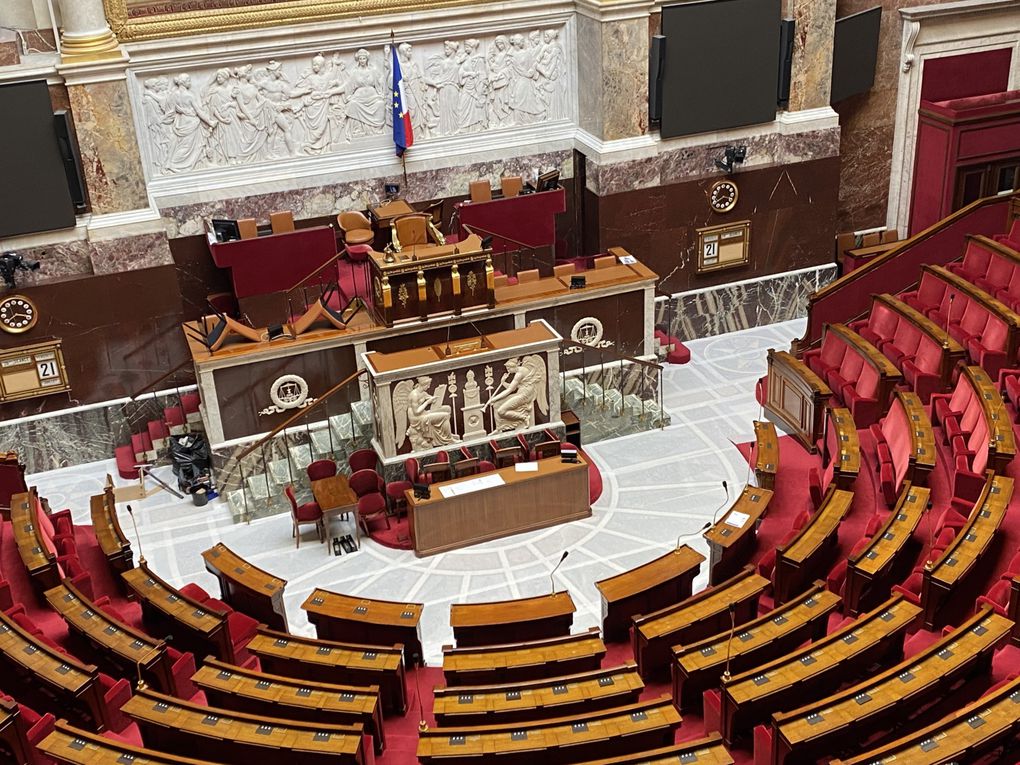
[[515, 462, 540, 472], [725, 510, 750, 528], [438, 473, 506, 498], [617, 255, 637, 265]]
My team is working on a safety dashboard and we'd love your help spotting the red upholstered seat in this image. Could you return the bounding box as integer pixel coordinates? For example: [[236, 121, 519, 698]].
[[357, 493, 390, 534], [883, 321, 920, 367], [166, 647, 199, 700], [306, 459, 337, 482], [17, 702, 55, 750], [947, 240, 991, 282], [349, 469, 384, 498], [226, 610, 259, 653], [702, 688, 722, 735], [753, 724, 773, 765], [976, 577, 1013, 616], [115, 445, 139, 480], [348, 448, 378, 474], [893, 570, 923, 604], [901, 338, 943, 401], [285, 484, 323, 548], [386, 480, 413, 514], [864, 511, 887, 537], [179, 582, 212, 603], [97, 673, 133, 733], [975, 253, 1015, 295]]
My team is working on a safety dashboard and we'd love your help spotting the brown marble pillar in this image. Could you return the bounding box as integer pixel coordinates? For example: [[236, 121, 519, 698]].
[[785, 0, 837, 112], [64, 76, 150, 215]]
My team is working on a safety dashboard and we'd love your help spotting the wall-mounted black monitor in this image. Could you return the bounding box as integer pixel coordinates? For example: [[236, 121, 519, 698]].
[[0, 81, 76, 239], [830, 6, 882, 104], [660, 0, 782, 139], [537, 170, 560, 192]]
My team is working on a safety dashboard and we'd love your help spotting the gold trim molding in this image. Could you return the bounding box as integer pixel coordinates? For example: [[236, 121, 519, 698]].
[[103, 0, 494, 41]]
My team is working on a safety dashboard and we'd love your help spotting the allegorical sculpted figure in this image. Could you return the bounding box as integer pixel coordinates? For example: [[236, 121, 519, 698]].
[[393, 376, 461, 451], [167, 73, 214, 172], [344, 48, 386, 139], [141, 76, 173, 174], [487, 356, 548, 432]]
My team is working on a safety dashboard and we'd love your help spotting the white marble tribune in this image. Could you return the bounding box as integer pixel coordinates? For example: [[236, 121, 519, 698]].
[[25, 319, 805, 665]]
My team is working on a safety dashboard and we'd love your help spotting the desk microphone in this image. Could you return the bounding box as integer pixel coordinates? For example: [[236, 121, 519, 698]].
[[126, 505, 146, 565], [675, 522, 711, 553], [711, 480, 731, 526], [722, 603, 737, 683], [549, 550, 569, 595]]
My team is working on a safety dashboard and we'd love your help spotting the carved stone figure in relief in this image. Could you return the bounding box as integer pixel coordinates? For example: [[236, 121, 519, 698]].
[[344, 48, 387, 140], [508, 34, 542, 125], [141, 76, 173, 174], [488, 356, 548, 432], [398, 42, 434, 138], [425, 40, 464, 136], [535, 29, 563, 116], [232, 65, 270, 159], [393, 376, 460, 451], [458, 38, 488, 133], [487, 35, 513, 126], [255, 61, 306, 157], [167, 73, 214, 173], [297, 53, 346, 153], [203, 68, 248, 163]]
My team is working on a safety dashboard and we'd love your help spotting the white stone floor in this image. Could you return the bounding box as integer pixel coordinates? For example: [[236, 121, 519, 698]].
[[25, 319, 804, 664]]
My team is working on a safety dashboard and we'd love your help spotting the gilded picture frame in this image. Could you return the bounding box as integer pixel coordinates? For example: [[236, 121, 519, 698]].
[[103, 0, 479, 41]]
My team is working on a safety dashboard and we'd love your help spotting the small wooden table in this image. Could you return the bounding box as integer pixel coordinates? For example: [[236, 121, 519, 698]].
[[369, 199, 415, 229], [311, 475, 360, 550]]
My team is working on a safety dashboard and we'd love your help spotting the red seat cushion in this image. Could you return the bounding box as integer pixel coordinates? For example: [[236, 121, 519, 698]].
[[295, 501, 322, 522]]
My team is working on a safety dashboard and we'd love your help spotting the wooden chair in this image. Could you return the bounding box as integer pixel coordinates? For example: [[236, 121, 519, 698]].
[[553, 263, 575, 279], [469, 180, 492, 203], [349, 469, 384, 499], [348, 448, 379, 473], [269, 211, 295, 234], [594, 255, 616, 269], [288, 295, 364, 336], [237, 218, 258, 240], [284, 485, 324, 548], [306, 460, 337, 482], [357, 493, 390, 535], [453, 458, 480, 478], [337, 211, 373, 246], [517, 269, 540, 283], [494, 274, 509, 289], [500, 176, 523, 198], [392, 213, 444, 251], [194, 313, 264, 352]]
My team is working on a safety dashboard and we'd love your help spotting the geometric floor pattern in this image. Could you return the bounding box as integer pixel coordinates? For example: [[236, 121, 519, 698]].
[[25, 319, 804, 664]]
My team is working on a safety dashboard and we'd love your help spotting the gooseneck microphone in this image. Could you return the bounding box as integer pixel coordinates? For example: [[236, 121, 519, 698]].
[[549, 550, 569, 595], [675, 521, 711, 553], [711, 480, 731, 527], [126, 504, 146, 565]]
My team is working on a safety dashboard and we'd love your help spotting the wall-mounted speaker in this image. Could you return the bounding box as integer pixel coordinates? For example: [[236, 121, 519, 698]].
[[777, 19, 796, 107], [649, 34, 666, 123], [53, 110, 87, 213]]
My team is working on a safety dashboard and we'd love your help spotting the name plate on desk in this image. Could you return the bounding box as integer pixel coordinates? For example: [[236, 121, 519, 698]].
[[725, 510, 751, 528], [438, 474, 505, 499]]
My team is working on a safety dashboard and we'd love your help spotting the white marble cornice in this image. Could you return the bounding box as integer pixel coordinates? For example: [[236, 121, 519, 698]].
[[56, 49, 131, 85], [0, 60, 62, 84], [901, 0, 1020, 21], [574, 0, 655, 23]]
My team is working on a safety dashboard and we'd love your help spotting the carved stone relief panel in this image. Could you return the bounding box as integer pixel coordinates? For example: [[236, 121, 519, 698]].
[[133, 25, 570, 178]]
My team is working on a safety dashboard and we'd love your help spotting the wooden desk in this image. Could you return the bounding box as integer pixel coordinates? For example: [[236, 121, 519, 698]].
[[556, 263, 648, 289], [594, 545, 704, 642], [704, 487, 772, 585], [44, 582, 177, 695], [301, 588, 424, 666], [311, 474, 359, 543], [39, 719, 220, 764], [193, 657, 384, 753], [922, 473, 1012, 629], [246, 627, 407, 715], [845, 484, 927, 616], [719, 594, 921, 744], [10, 488, 59, 591], [771, 607, 1013, 764], [928, 264, 1020, 362], [406, 456, 591, 557], [90, 481, 133, 584], [0, 607, 113, 731], [417, 695, 680, 765], [632, 567, 769, 680], [824, 407, 860, 489], [0, 698, 32, 765], [575, 735, 734, 765], [827, 323, 902, 414], [450, 592, 575, 647], [671, 582, 840, 712], [753, 420, 779, 490], [830, 674, 1020, 764], [369, 199, 415, 229], [433, 663, 643, 726], [896, 390, 937, 482], [122, 563, 235, 664], [442, 627, 606, 687], [962, 365, 1017, 470], [764, 349, 833, 453], [773, 486, 853, 604], [201, 542, 288, 632], [122, 688, 365, 765], [368, 234, 494, 325]]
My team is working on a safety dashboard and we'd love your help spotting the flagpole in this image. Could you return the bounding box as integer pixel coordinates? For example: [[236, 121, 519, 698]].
[[391, 29, 412, 190]]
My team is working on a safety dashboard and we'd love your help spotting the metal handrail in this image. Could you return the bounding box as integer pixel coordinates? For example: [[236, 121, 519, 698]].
[[235, 368, 367, 461], [285, 248, 346, 295]]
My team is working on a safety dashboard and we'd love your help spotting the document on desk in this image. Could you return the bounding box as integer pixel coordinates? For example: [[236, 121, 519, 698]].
[[725, 510, 750, 528], [438, 473, 506, 498], [515, 462, 539, 472]]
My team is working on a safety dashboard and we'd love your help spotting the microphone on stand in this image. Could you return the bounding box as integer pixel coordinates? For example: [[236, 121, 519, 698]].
[[924, 499, 936, 571], [675, 522, 711, 553], [125, 505, 146, 565], [711, 480, 731, 527], [549, 550, 569, 595], [722, 603, 737, 683]]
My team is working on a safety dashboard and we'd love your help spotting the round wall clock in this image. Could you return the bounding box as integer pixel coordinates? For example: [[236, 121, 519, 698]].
[[0, 294, 38, 334], [709, 179, 739, 213]]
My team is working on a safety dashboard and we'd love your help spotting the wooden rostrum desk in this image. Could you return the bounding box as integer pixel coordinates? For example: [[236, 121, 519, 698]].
[[405, 455, 591, 557]]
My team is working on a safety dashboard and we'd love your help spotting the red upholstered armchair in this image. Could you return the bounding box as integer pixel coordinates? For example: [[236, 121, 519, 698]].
[[284, 485, 324, 548], [8, 698, 55, 758], [348, 448, 378, 474], [96, 673, 133, 733], [306, 459, 337, 482], [349, 469, 384, 498]]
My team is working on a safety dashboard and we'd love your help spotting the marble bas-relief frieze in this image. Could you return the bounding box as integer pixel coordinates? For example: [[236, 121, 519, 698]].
[[137, 27, 569, 177]]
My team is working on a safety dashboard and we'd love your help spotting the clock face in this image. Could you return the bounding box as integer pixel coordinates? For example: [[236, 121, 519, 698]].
[[709, 180, 739, 213], [0, 295, 37, 334]]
